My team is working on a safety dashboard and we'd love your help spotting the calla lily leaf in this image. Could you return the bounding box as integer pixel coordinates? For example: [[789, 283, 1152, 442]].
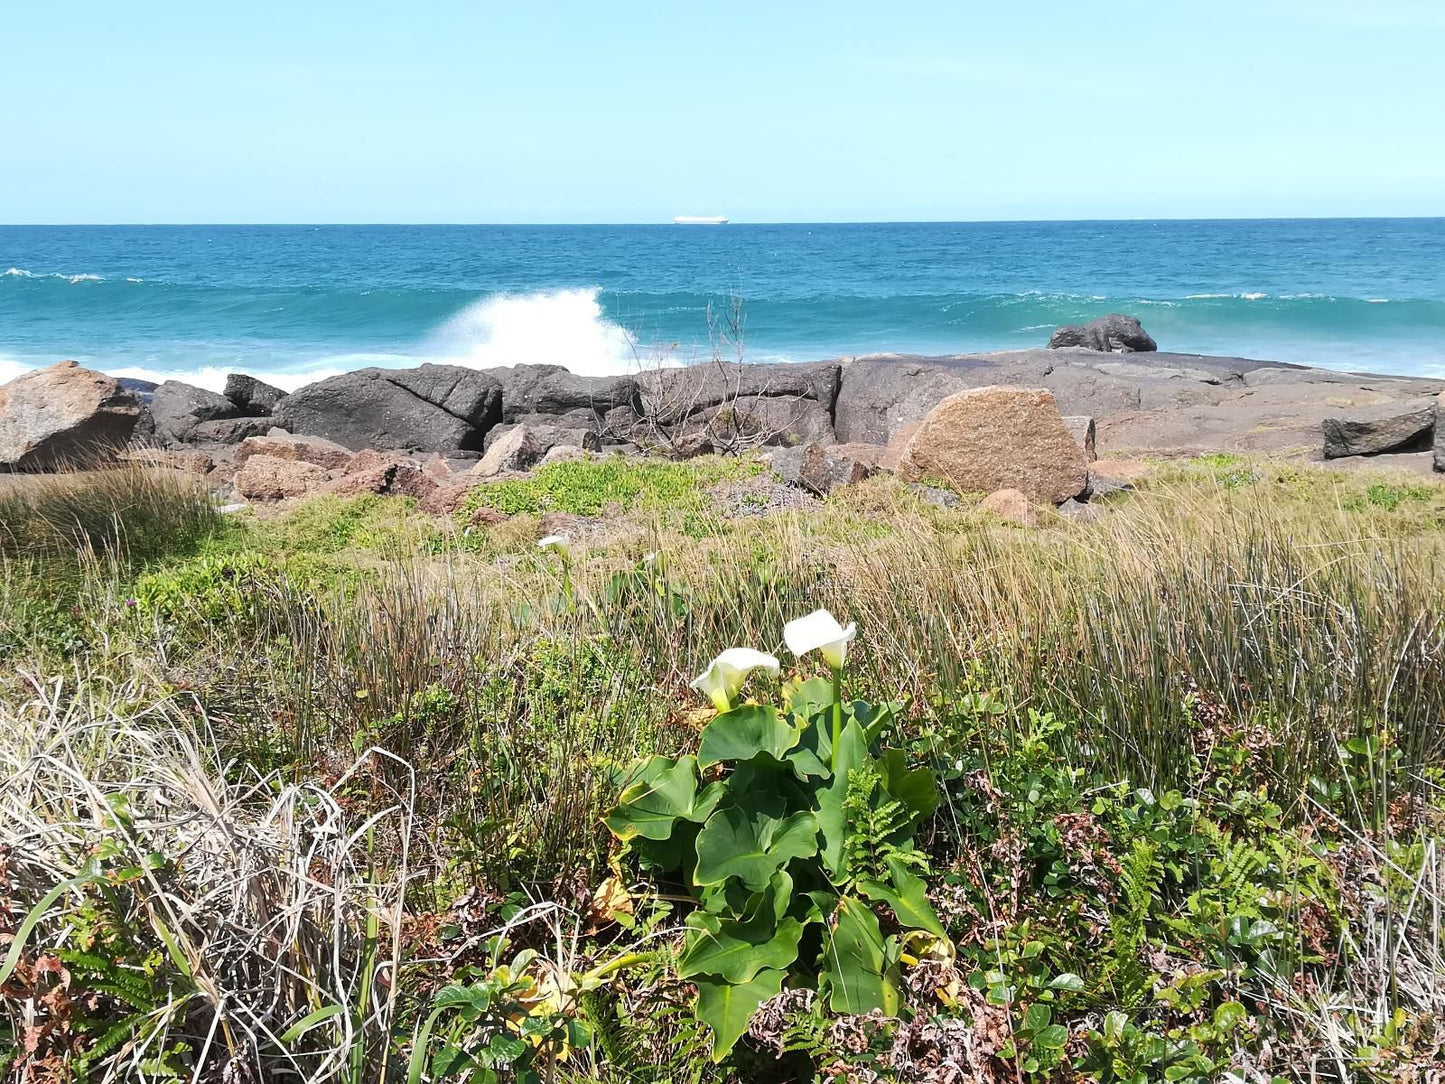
[[697, 704, 801, 769], [679, 872, 804, 983], [812, 719, 869, 878], [694, 794, 818, 891], [603, 756, 718, 841], [696, 968, 785, 1062], [858, 858, 946, 937], [788, 676, 837, 717], [877, 748, 941, 825], [822, 896, 901, 1016]]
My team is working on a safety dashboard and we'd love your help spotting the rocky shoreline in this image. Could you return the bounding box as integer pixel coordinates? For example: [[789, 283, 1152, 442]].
[[4, 315, 1444, 514]]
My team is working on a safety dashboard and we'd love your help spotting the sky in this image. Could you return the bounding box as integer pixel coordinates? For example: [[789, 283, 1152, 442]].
[[3, 1, 1443, 223]]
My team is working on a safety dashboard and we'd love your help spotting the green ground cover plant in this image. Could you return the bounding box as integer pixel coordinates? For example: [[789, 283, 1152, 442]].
[[1, 456, 1443, 1082]]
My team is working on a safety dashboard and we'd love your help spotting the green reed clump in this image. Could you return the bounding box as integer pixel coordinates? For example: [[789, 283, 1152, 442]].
[[0, 465, 220, 564]]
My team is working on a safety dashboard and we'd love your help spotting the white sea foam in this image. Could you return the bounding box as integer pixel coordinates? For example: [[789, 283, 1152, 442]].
[[420, 287, 670, 377], [3, 267, 105, 283]]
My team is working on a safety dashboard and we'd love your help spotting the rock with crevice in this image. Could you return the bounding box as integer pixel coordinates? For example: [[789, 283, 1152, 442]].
[[1322, 404, 1435, 459], [1062, 416, 1097, 461], [149, 381, 242, 446], [0, 360, 146, 471], [273, 364, 503, 452], [474, 423, 600, 476]]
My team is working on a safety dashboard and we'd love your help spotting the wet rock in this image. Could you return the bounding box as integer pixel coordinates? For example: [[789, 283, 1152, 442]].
[[1048, 314, 1157, 353]]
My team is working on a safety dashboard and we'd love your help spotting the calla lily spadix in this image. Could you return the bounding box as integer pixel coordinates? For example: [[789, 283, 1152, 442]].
[[783, 608, 857, 670], [537, 534, 570, 557], [689, 648, 781, 712]]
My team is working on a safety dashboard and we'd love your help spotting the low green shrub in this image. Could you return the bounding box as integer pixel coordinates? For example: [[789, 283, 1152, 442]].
[[457, 455, 762, 520]]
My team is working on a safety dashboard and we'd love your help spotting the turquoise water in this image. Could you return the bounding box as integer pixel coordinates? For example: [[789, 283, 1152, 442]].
[[2, 220, 1442, 390]]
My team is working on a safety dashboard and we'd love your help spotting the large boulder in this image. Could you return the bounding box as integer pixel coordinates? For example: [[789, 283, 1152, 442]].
[[233, 454, 327, 501], [899, 386, 1089, 504], [1048, 315, 1158, 353], [0, 360, 146, 471], [1322, 403, 1435, 459], [224, 373, 287, 415], [487, 365, 640, 426], [234, 430, 353, 471], [273, 364, 502, 452], [635, 361, 840, 448], [150, 381, 242, 446]]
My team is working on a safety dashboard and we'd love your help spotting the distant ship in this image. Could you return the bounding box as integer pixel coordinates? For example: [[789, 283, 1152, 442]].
[[673, 215, 729, 225]]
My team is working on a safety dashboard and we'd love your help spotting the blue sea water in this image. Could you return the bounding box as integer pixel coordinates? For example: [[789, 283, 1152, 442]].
[[2, 220, 1443, 391]]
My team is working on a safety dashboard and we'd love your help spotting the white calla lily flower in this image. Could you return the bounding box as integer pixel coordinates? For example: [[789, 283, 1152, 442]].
[[537, 534, 570, 557], [689, 648, 781, 712], [783, 608, 857, 670]]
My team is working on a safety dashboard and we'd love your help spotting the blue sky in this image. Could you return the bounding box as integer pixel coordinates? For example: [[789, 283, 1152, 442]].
[[3, 1, 1443, 223]]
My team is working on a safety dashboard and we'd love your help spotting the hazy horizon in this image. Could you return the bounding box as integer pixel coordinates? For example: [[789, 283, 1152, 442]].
[[4, 1, 1443, 224]]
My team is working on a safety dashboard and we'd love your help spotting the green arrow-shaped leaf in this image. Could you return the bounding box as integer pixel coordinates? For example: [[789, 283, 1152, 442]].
[[877, 748, 940, 824], [698, 705, 801, 769], [812, 719, 868, 879], [694, 794, 817, 892], [679, 873, 805, 983], [823, 895, 901, 1016], [858, 858, 945, 937], [696, 968, 785, 1063], [602, 756, 718, 841]]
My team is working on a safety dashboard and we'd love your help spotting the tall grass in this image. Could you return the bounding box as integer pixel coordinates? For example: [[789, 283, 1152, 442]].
[[3, 460, 1444, 1080], [0, 465, 218, 563]]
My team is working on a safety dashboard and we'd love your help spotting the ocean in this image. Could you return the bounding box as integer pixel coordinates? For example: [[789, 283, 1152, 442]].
[[2, 220, 1443, 391]]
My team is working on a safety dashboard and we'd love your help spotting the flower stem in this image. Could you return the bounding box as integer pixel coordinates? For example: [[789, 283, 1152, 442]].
[[830, 665, 843, 770]]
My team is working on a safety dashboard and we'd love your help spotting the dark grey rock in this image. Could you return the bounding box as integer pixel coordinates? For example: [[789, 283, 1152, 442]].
[[636, 361, 840, 426], [486, 364, 641, 423], [189, 417, 273, 445], [224, 373, 287, 415], [273, 364, 503, 452], [769, 442, 882, 495], [117, 377, 159, 403], [1048, 314, 1158, 353], [1322, 405, 1435, 459], [150, 381, 240, 446], [1062, 416, 1096, 461], [1057, 497, 1105, 523]]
